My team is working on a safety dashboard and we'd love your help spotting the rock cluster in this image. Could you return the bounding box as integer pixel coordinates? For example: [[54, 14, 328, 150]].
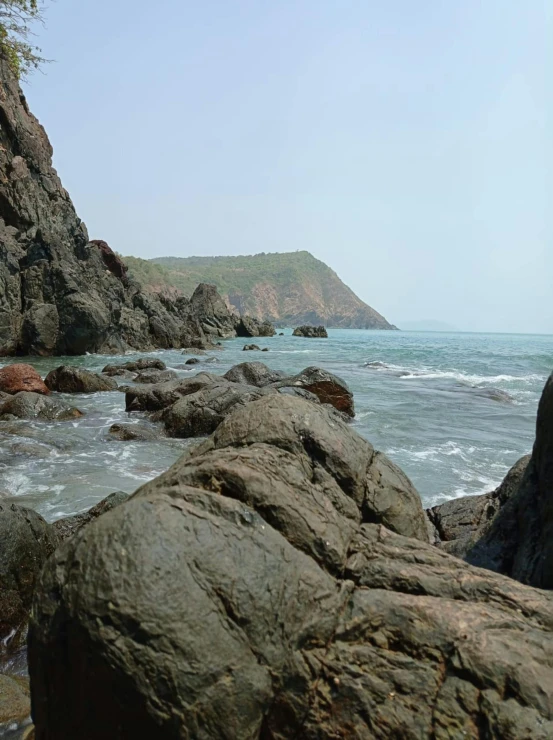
[[28, 393, 553, 738], [293, 324, 329, 338]]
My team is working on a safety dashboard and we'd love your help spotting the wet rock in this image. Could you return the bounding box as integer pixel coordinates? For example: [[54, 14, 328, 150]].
[[125, 374, 220, 413], [0, 365, 49, 396], [272, 366, 355, 417], [29, 395, 553, 739], [45, 366, 117, 394], [467, 373, 553, 588], [52, 492, 129, 542], [292, 325, 328, 338], [243, 344, 261, 351], [261, 348, 269, 352], [101, 367, 136, 380], [0, 392, 83, 421], [184, 358, 200, 365], [160, 380, 276, 439], [181, 348, 206, 356], [223, 362, 285, 387], [0, 503, 57, 652], [9, 441, 53, 459], [108, 424, 160, 442], [106, 358, 166, 372], [133, 369, 178, 384], [0, 674, 31, 726], [235, 316, 276, 337], [427, 455, 531, 559]]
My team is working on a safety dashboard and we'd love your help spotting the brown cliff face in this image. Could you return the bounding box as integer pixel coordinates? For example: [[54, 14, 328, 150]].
[[0, 55, 251, 355]]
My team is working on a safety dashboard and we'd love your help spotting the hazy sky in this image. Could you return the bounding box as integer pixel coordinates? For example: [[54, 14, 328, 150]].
[[24, 1, 550, 333]]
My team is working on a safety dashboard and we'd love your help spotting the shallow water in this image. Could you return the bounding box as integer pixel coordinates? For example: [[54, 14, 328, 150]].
[[0, 329, 551, 520]]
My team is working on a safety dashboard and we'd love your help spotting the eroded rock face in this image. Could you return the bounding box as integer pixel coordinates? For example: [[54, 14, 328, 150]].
[[29, 394, 553, 739], [45, 366, 118, 393], [293, 325, 328, 338], [0, 364, 49, 395], [467, 373, 553, 588]]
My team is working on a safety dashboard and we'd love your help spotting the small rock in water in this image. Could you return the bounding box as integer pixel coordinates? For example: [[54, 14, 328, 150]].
[[133, 369, 178, 384], [0, 364, 49, 396], [292, 325, 328, 338], [185, 358, 201, 365], [45, 366, 118, 394], [243, 344, 261, 351], [181, 348, 207, 356], [0, 392, 83, 421], [108, 423, 160, 442]]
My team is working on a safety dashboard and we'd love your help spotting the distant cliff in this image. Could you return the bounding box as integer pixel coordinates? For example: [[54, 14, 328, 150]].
[[125, 252, 396, 330]]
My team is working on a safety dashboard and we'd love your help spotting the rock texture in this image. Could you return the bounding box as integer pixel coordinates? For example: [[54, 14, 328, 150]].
[[293, 325, 328, 338], [29, 394, 553, 739], [467, 373, 553, 588], [427, 455, 531, 558], [52, 492, 129, 542], [0, 364, 49, 395], [0, 55, 272, 355], [0, 392, 83, 421], [44, 366, 118, 393]]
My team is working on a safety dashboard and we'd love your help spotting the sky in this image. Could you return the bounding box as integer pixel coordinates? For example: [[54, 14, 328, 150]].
[[23, 1, 550, 333]]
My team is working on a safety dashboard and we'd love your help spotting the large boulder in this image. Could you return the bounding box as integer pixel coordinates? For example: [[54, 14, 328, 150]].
[[293, 325, 328, 338], [272, 366, 355, 417], [223, 361, 285, 387], [0, 503, 57, 652], [467, 373, 553, 588], [0, 392, 83, 421], [45, 366, 118, 393], [0, 364, 49, 395], [235, 316, 276, 337], [427, 454, 531, 558], [29, 394, 553, 739], [189, 283, 237, 339]]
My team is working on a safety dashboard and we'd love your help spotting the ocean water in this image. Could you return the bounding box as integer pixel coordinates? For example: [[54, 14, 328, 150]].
[[0, 329, 551, 521]]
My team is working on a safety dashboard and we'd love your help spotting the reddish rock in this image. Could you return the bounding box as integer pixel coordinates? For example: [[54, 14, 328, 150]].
[[0, 364, 49, 395], [89, 240, 129, 285]]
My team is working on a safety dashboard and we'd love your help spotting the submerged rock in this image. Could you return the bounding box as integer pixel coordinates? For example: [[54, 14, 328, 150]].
[[0, 364, 49, 396], [0, 392, 83, 421], [45, 366, 117, 394], [108, 424, 160, 442], [292, 325, 328, 338], [29, 394, 553, 739]]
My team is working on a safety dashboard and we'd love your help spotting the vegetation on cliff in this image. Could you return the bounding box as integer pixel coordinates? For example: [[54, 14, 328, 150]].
[[125, 251, 396, 330]]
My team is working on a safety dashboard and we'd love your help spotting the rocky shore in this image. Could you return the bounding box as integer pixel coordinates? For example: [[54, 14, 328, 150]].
[[0, 356, 551, 738]]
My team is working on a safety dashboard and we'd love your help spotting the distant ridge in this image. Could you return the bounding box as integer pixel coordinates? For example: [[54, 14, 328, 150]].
[[124, 251, 397, 330]]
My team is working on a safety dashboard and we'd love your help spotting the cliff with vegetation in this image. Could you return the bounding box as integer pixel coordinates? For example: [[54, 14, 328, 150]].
[[125, 251, 396, 329]]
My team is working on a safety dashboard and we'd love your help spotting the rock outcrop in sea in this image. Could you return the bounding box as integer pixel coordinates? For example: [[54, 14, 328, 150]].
[[0, 55, 273, 355]]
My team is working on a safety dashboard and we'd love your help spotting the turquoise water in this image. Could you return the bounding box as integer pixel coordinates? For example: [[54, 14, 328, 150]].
[[0, 329, 551, 520]]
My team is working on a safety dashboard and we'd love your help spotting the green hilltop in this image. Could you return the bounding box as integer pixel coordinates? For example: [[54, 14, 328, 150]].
[[124, 251, 396, 330]]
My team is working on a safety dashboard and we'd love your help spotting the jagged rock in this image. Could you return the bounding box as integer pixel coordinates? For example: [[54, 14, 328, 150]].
[[28, 394, 553, 739], [52, 492, 129, 542], [272, 366, 355, 417], [223, 362, 285, 387], [102, 358, 166, 373], [189, 284, 237, 339], [89, 240, 128, 284], [243, 344, 261, 351], [235, 316, 276, 338], [293, 325, 328, 338], [467, 373, 553, 588], [0, 364, 49, 395], [427, 455, 531, 559], [0, 392, 83, 421], [45, 366, 117, 393], [133, 369, 178, 384], [0, 503, 57, 652], [108, 424, 160, 442]]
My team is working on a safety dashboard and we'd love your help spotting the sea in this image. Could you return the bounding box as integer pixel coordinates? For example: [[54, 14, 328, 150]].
[[0, 329, 551, 522]]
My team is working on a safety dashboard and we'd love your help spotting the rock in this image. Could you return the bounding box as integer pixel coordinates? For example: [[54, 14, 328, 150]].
[[52, 492, 129, 542], [279, 332, 284, 336], [189, 284, 237, 339], [108, 424, 160, 442], [261, 347, 269, 352], [427, 455, 531, 559], [160, 380, 276, 439], [44, 366, 118, 393], [0, 503, 57, 652], [223, 362, 285, 387], [9, 441, 53, 458], [88, 240, 128, 284], [235, 316, 276, 338], [272, 366, 355, 417], [102, 358, 166, 374], [0, 364, 49, 395], [29, 394, 553, 739], [184, 358, 200, 365], [181, 348, 207, 356], [125, 374, 220, 413], [0, 392, 83, 421], [133, 369, 178, 384], [243, 344, 260, 351], [0, 674, 31, 725], [467, 373, 553, 588], [101, 367, 136, 380], [292, 325, 328, 338]]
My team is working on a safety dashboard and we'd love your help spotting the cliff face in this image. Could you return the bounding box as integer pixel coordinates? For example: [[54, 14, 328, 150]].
[[126, 252, 397, 330], [0, 56, 211, 355]]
